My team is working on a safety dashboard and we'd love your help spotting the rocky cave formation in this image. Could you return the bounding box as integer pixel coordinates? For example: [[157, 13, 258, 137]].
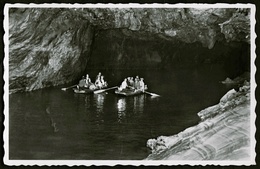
[[8, 7, 250, 93], [146, 80, 251, 160]]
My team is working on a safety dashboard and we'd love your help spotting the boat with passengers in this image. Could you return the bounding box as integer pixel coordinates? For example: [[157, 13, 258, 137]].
[[115, 76, 147, 96], [73, 85, 97, 94], [115, 87, 147, 96], [73, 72, 108, 94]]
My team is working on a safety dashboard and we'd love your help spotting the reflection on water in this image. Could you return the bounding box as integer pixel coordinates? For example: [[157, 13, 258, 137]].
[[117, 98, 126, 123], [85, 95, 91, 109], [133, 94, 145, 114], [117, 95, 145, 123], [46, 106, 59, 133], [94, 93, 105, 119]]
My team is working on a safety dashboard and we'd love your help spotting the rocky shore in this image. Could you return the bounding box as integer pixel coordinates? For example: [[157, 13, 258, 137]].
[[146, 80, 251, 160]]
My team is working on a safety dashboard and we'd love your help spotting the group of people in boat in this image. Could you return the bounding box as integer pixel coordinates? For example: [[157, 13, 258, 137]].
[[77, 72, 147, 93], [77, 72, 108, 90], [118, 76, 147, 92]]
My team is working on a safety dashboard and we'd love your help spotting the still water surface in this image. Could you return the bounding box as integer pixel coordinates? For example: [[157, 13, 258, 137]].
[[9, 65, 234, 160]]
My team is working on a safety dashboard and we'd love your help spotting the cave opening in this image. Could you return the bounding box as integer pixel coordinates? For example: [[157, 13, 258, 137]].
[[85, 28, 250, 80]]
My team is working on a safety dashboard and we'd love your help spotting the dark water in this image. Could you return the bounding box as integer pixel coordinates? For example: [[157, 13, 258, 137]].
[[9, 64, 234, 160]]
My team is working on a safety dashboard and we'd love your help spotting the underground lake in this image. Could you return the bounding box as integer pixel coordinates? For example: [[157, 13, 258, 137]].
[[9, 65, 238, 160]]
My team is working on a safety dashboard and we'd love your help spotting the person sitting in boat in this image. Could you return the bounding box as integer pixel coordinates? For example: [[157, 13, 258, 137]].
[[118, 78, 128, 91], [129, 77, 134, 87], [95, 72, 104, 89], [95, 75, 101, 87], [126, 77, 134, 89], [100, 76, 108, 88], [139, 78, 146, 92], [85, 74, 92, 88], [126, 77, 131, 86], [95, 72, 102, 82], [96, 75, 107, 89], [95, 72, 101, 84], [134, 76, 140, 90], [77, 76, 87, 89]]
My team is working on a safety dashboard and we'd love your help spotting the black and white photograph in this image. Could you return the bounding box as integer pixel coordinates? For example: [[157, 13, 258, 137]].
[[3, 3, 256, 166]]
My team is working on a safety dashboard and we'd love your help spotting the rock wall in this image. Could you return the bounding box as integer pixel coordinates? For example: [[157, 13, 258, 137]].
[[8, 8, 251, 92], [146, 81, 251, 160], [82, 8, 250, 48], [9, 8, 94, 92]]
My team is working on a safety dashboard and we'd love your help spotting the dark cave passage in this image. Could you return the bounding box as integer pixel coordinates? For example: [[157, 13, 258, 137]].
[[87, 29, 250, 79]]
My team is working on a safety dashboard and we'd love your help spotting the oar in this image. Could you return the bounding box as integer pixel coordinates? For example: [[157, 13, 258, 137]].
[[61, 85, 77, 91], [94, 86, 118, 94], [144, 91, 160, 97], [123, 86, 160, 97]]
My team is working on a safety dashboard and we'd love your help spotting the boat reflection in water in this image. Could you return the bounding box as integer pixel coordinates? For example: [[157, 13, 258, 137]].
[[133, 94, 145, 114], [94, 94, 105, 114], [117, 98, 126, 123], [93, 93, 106, 123], [117, 95, 145, 123], [84, 95, 91, 110]]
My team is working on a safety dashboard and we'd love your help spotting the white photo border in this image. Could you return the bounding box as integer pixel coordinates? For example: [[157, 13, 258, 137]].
[[3, 3, 257, 166]]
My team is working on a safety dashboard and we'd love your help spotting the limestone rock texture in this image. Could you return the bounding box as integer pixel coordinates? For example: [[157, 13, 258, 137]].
[[9, 8, 94, 92], [79, 8, 250, 49], [146, 81, 251, 160], [8, 8, 250, 92]]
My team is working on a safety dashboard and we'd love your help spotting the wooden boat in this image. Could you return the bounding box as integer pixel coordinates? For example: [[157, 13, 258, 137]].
[[73, 85, 116, 94], [115, 88, 145, 96], [73, 84, 99, 94], [73, 88, 96, 94]]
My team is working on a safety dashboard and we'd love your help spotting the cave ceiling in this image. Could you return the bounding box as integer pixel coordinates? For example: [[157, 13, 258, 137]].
[[11, 7, 250, 48]]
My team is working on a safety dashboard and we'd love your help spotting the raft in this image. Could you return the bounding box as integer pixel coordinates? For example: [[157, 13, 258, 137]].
[[115, 88, 145, 96]]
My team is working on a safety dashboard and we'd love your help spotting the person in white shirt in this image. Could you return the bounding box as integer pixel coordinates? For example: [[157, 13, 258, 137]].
[[139, 78, 145, 91], [100, 76, 107, 88], [85, 74, 92, 88], [118, 78, 128, 91]]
